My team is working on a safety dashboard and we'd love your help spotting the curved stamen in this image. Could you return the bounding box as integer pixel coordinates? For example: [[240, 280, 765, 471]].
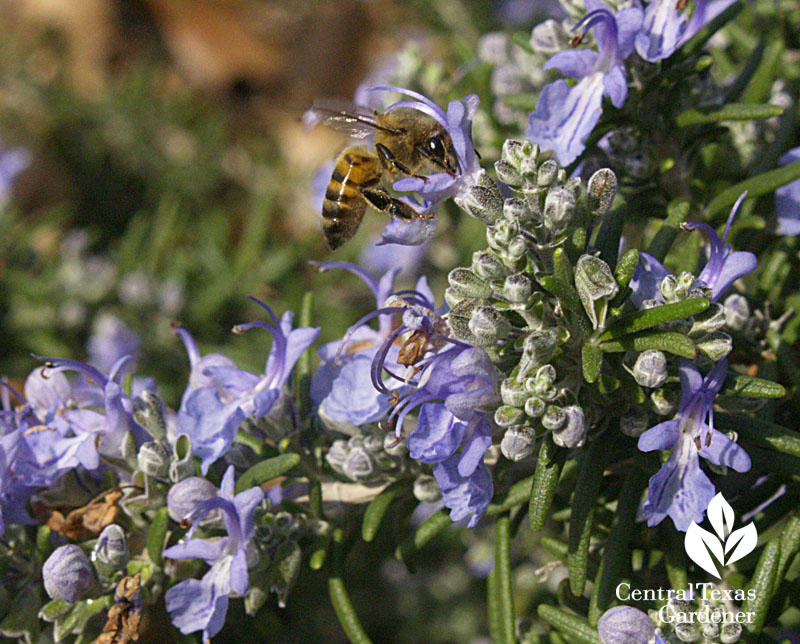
[[371, 326, 407, 394], [310, 261, 381, 302], [173, 324, 202, 367], [34, 357, 108, 389], [246, 296, 281, 328], [335, 306, 406, 363], [233, 320, 287, 388]]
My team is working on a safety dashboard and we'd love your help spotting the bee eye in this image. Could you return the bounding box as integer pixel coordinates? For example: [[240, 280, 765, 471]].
[[427, 136, 445, 159]]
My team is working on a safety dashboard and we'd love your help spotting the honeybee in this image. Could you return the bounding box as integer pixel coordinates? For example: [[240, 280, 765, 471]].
[[306, 99, 460, 249]]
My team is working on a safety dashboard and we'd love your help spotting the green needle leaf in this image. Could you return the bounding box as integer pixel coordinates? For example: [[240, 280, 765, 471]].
[[600, 330, 697, 358], [675, 103, 783, 128], [720, 373, 786, 399], [582, 343, 602, 383], [235, 453, 301, 494], [600, 298, 709, 340], [147, 506, 169, 565], [329, 529, 374, 644], [529, 437, 563, 531], [647, 199, 690, 263], [362, 480, 408, 542], [395, 510, 452, 563], [740, 541, 781, 635], [569, 441, 606, 595], [494, 515, 516, 644], [537, 605, 601, 644], [706, 159, 800, 217], [486, 475, 533, 516], [539, 275, 592, 334]]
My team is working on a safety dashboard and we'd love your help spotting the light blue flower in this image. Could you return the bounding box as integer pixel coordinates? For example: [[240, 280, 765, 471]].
[[776, 147, 800, 236], [164, 466, 264, 642], [43, 544, 96, 603], [598, 606, 663, 644], [177, 299, 319, 473], [630, 193, 756, 306], [526, 0, 643, 165], [637, 359, 751, 531]]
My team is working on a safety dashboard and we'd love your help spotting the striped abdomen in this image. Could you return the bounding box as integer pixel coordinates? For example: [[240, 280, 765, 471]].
[[322, 147, 380, 250]]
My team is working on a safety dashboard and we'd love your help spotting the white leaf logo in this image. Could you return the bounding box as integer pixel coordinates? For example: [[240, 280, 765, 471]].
[[684, 493, 757, 578]]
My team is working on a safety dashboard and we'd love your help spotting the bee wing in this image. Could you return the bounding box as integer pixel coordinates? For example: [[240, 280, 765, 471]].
[[303, 98, 400, 138]]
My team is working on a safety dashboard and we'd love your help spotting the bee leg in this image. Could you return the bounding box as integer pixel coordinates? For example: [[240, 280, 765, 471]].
[[375, 143, 429, 183], [362, 189, 434, 221]]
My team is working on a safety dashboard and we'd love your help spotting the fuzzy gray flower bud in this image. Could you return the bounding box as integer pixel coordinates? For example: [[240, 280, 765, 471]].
[[632, 350, 668, 388], [94, 524, 128, 569], [167, 476, 218, 522], [494, 159, 522, 185], [501, 378, 528, 407], [650, 387, 678, 416], [719, 622, 742, 644], [449, 268, 492, 299], [132, 391, 168, 441], [495, 405, 525, 428], [552, 406, 586, 448], [575, 255, 618, 329], [503, 273, 533, 303], [660, 271, 695, 302], [454, 171, 503, 224], [501, 426, 537, 461], [469, 305, 511, 345], [343, 446, 376, 481], [541, 405, 566, 431], [620, 407, 649, 437], [413, 475, 442, 503], [137, 440, 171, 480], [537, 160, 560, 187], [690, 302, 726, 336], [501, 139, 529, 168], [674, 622, 701, 643], [543, 186, 576, 234], [697, 331, 733, 360], [524, 396, 546, 418], [472, 251, 507, 281], [587, 168, 617, 217], [522, 329, 558, 367], [383, 432, 406, 457], [43, 545, 95, 603], [723, 294, 750, 331]]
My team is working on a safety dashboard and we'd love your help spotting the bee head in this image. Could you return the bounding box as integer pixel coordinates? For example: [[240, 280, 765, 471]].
[[417, 131, 459, 177]]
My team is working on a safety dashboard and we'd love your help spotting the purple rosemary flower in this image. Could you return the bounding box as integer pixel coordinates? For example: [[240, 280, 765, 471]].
[[164, 466, 264, 641], [637, 359, 751, 531], [366, 291, 500, 526], [526, 0, 643, 165], [43, 544, 96, 603], [0, 147, 29, 205], [598, 606, 662, 644], [776, 147, 800, 236], [635, 0, 737, 62], [309, 262, 411, 428], [87, 313, 141, 373], [371, 86, 482, 245], [630, 193, 756, 306], [177, 299, 319, 474]]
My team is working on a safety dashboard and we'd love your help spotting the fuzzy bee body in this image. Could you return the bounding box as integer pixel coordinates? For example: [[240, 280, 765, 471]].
[[307, 101, 459, 250]]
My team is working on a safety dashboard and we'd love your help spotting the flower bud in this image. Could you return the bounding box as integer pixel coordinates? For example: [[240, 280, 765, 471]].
[[503, 197, 531, 223], [132, 391, 168, 441], [543, 186, 575, 233], [533, 364, 556, 391], [167, 476, 218, 522], [575, 255, 618, 329], [494, 159, 522, 185], [586, 168, 617, 217], [661, 271, 695, 302], [723, 294, 750, 331], [697, 331, 733, 360], [94, 524, 128, 569], [495, 405, 525, 428], [674, 622, 701, 643], [469, 305, 511, 345], [719, 622, 742, 644], [520, 157, 538, 178], [501, 139, 529, 168], [343, 446, 376, 481], [537, 160, 559, 187], [524, 396, 546, 418], [690, 302, 726, 336], [269, 540, 302, 609], [170, 433, 195, 482], [552, 406, 586, 448], [501, 426, 537, 461], [448, 268, 492, 299], [137, 440, 171, 480], [620, 407, 649, 437], [701, 613, 721, 638], [522, 329, 558, 368], [632, 350, 668, 388], [501, 378, 528, 407], [413, 474, 442, 503], [383, 432, 406, 457], [650, 387, 678, 416], [454, 171, 503, 224], [444, 287, 465, 309], [472, 251, 507, 281], [362, 434, 383, 453], [43, 545, 95, 603], [503, 273, 533, 303], [541, 405, 566, 431]]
